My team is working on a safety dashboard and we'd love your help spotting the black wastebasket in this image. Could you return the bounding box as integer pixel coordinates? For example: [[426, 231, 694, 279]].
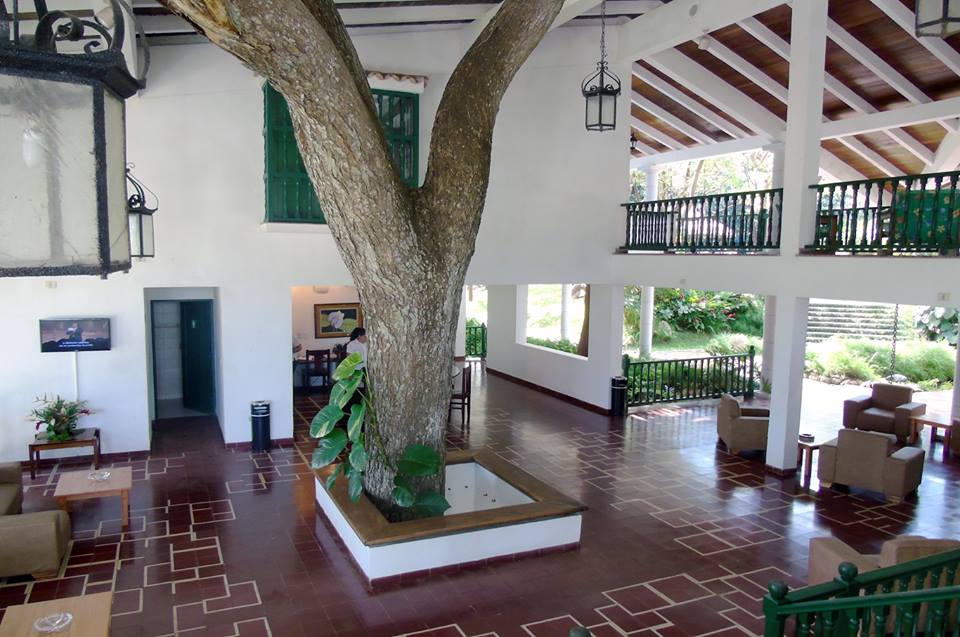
[[610, 376, 628, 417], [251, 401, 271, 452]]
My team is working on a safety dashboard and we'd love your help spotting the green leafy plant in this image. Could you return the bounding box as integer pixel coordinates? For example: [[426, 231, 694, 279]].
[[705, 333, 762, 356], [526, 336, 579, 354], [916, 306, 959, 346], [309, 353, 451, 517], [30, 395, 91, 442]]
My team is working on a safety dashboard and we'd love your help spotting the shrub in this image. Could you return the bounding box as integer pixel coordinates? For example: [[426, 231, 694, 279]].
[[526, 336, 579, 354], [894, 342, 955, 385], [654, 288, 764, 336], [805, 338, 955, 387], [821, 349, 878, 381], [705, 333, 763, 356], [916, 306, 959, 346], [842, 340, 893, 378]]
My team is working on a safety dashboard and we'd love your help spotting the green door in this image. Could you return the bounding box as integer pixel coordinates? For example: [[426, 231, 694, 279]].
[[180, 301, 216, 414]]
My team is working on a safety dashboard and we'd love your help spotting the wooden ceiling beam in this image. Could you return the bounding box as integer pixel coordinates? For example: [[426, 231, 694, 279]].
[[820, 96, 960, 138], [867, 0, 960, 78], [630, 91, 715, 145], [631, 117, 687, 150]]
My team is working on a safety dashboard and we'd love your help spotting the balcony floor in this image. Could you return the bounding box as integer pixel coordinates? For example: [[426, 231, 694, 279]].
[[4, 366, 960, 636]]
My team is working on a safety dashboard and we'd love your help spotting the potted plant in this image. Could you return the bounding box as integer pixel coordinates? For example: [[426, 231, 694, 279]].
[[30, 395, 91, 442]]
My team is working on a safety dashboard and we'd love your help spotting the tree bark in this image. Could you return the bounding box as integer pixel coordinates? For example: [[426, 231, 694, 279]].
[[156, 0, 564, 513], [577, 285, 590, 357]]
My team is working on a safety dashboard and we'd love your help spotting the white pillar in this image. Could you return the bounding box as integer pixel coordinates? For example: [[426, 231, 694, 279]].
[[764, 0, 827, 473], [645, 165, 659, 202], [561, 284, 572, 342], [766, 296, 810, 471], [768, 142, 786, 189], [761, 295, 777, 388], [639, 286, 655, 358], [455, 289, 467, 358]]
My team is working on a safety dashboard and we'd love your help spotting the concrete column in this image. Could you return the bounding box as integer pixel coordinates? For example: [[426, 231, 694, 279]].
[[768, 142, 786, 189], [645, 165, 659, 202], [588, 284, 627, 379], [455, 289, 467, 357], [561, 284, 572, 342], [761, 296, 777, 388], [639, 286, 655, 358], [766, 296, 810, 471], [778, 0, 828, 256]]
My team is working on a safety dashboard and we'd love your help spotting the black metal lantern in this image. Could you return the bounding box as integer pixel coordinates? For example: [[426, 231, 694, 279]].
[[916, 0, 960, 37], [0, 1, 147, 278], [126, 166, 156, 258], [630, 133, 639, 152], [581, 0, 621, 132]]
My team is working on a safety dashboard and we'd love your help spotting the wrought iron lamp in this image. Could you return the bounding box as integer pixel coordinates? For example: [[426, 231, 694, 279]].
[[630, 133, 639, 152], [0, 0, 147, 277], [126, 166, 156, 259], [581, 0, 620, 132], [916, 0, 960, 37]]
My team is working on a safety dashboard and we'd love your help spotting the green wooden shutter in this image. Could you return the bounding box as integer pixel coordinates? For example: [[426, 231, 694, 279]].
[[263, 85, 420, 223]]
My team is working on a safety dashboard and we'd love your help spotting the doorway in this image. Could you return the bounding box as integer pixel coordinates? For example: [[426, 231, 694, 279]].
[[151, 300, 216, 419]]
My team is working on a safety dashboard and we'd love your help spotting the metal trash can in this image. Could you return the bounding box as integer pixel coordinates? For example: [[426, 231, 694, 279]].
[[251, 401, 271, 452], [610, 376, 628, 417]]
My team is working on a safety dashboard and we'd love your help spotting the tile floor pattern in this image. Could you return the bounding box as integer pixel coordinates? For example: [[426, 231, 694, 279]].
[[3, 365, 960, 636]]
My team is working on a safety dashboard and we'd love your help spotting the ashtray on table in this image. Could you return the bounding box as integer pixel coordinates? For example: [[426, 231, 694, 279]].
[[87, 469, 111, 482], [33, 612, 73, 633], [799, 433, 815, 442]]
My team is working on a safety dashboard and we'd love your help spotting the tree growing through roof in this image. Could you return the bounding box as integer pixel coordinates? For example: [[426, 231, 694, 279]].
[[157, 0, 566, 516]]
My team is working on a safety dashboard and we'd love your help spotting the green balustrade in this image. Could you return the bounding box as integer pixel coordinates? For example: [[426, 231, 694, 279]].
[[764, 548, 960, 637], [621, 348, 756, 407], [465, 323, 487, 358]]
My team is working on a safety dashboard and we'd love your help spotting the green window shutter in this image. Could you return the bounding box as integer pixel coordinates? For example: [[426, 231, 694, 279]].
[[263, 85, 420, 223]]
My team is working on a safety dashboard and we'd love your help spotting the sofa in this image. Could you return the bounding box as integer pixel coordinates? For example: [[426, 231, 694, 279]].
[[818, 428, 925, 503], [843, 383, 926, 443], [808, 535, 960, 585], [717, 394, 769, 456], [0, 462, 71, 579]]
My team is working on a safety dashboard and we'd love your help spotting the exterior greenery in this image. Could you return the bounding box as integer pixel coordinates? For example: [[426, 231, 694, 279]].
[[805, 337, 955, 390], [526, 336, 579, 354], [465, 318, 487, 358], [917, 306, 959, 346], [705, 333, 763, 357], [263, 86, 419, 223]]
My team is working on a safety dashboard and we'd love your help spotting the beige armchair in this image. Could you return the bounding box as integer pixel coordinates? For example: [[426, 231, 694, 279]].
[[843, 383, 925, 442], [808, 536, 960, 585], [0, 462, 71, 579], [818, 428, 925, 503], [717, 394, 769, 456]]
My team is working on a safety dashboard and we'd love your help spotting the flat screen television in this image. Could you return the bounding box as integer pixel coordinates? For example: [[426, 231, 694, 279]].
[[40, 318, 111, 353]]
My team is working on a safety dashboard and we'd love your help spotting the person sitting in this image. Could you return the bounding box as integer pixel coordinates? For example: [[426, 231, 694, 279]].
[[346, 327, 367, 369]]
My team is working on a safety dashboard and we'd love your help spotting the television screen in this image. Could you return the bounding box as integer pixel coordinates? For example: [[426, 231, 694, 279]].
[[40, 318, 111, 353]]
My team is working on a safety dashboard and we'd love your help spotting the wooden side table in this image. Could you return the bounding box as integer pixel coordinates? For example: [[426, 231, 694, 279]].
[[912, 415, 955, 462], [0, 591, 112, 635], [28, 427, 100, 479], [797, 439, 822, 484], [54, 466, 132, 529]]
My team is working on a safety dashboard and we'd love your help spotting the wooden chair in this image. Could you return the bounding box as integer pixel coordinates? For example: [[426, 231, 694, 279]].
[[305, 349, 332, 391], [449, 364, 471, 425]]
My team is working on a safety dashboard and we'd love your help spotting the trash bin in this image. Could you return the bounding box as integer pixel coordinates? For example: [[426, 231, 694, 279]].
[[610, 376, 628, 417], [251, 401, 271, 452]]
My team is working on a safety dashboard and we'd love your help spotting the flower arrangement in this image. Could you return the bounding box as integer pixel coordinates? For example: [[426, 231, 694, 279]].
[[29, 395, 91, 442]]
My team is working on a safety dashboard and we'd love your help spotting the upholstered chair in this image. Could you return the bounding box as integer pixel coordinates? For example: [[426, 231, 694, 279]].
[[717, 393, 769, 456], [818, 428, 925, 503], [843, 383, 926, 442], [807, 536, 960, 586], [0, 462, 71, 579]]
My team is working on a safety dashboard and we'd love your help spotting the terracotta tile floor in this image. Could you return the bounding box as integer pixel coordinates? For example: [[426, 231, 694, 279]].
[[4, 365, 960, 636]]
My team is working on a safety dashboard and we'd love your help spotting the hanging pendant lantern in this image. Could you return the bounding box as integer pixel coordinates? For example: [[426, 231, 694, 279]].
[[630, 133, 639, 152], [582, 0, 621, 132], [916, 0, 960, 38], [126, 165, 157, 259]]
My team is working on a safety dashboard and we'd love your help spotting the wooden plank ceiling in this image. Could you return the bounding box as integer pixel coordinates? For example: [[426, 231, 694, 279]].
[[630, 0, 960, 179]]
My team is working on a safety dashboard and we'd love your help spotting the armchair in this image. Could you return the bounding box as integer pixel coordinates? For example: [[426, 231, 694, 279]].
[[717, 394, 769, 456], [0, 462, 71, 579], [0, 461, 23, 515], [843, 382, 925, 442], [818, 428, 925, 503], [808, 535, 960, 585]]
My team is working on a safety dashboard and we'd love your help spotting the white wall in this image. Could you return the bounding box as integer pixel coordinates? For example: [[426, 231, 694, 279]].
[[486, 284, 624, 410]]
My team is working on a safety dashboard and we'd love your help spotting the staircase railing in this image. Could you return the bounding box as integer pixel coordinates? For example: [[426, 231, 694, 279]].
[[621, 188, 782, 253], [806, 170, 960, 255], [764, 548, 960, 637]]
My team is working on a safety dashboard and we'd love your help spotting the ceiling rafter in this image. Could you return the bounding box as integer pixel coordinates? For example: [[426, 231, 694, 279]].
[[867, 0, 960, 78], [631, 117, 687, 150], [630, 92, 715, 145]]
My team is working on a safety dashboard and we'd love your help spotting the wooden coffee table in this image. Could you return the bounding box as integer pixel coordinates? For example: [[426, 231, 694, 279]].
[[912, 415, 956, 462], [28, 427, 100, 479], [54, 466, 132, 529], [0, 591, 112, 635], [796, 438, 822, 484]]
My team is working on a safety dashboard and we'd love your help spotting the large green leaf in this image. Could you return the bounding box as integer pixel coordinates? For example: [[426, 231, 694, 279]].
[[348, 443, 368, 472], [347, 403, 365, 444], [347, 466, 364, 502], [333, 352, 364, 381], [309, 403, 344, 439], [392, 475, 415, 507], [397, 444, 443, 477], [311, 428, 348, 469], [414, 490, 451, 516], [325, 463, 344, 491], [334, 374, 362, 408]]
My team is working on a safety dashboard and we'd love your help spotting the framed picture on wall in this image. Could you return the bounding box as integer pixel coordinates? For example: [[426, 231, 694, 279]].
[[314, 303, 364, 338]]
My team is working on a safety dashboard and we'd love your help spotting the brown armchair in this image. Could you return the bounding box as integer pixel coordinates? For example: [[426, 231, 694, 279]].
[[843, 382, 925, 442], [808, 536, 960, 585], [0, 462, 71, 579], [818, 428, 925, 503], [717, 394, 769, 456]]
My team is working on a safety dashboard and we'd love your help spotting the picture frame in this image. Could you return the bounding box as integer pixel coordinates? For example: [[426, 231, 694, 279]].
[[314, 303, 363, 339]]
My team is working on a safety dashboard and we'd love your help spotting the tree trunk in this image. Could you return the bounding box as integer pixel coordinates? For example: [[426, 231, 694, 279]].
[[577, 285, 590, 357]]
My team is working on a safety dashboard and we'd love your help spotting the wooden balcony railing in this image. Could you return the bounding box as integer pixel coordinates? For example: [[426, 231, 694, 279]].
[[620, 188, 782, 253], [806, 171, 960, 255], [764, 548, 960, 637], [621, 349, 756, 407]]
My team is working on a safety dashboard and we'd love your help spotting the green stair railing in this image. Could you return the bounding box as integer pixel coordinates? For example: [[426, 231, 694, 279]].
[[764, 548, 960, 637], [806, 170, 960, 255], [621, 188, 782, 253]]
